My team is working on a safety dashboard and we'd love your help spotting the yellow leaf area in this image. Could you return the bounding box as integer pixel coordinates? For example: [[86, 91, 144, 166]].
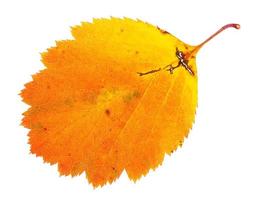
[[21, 18, 198, 187]]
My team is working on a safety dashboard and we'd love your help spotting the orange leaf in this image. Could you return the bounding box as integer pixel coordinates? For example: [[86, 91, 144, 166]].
[[21, 18, 239, 187]]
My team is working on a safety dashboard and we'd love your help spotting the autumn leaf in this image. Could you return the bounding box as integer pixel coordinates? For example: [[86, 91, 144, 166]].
[[20, 18, 239, 187]]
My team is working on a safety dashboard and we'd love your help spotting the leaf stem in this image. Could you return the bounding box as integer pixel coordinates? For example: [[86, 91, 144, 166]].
[[186, 23, 240, 59]]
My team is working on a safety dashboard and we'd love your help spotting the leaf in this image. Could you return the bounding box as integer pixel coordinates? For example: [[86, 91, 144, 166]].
[[20, 18, 239, 187]]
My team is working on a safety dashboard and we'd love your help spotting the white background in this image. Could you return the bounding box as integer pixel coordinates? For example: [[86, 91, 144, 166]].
[[0, 0, 257, 199]]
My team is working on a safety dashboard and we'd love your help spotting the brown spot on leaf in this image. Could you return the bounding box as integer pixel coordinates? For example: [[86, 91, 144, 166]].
[[112, 167, 117, 173], [105, 109, 111, 116], [157, 26, 170, 34]]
